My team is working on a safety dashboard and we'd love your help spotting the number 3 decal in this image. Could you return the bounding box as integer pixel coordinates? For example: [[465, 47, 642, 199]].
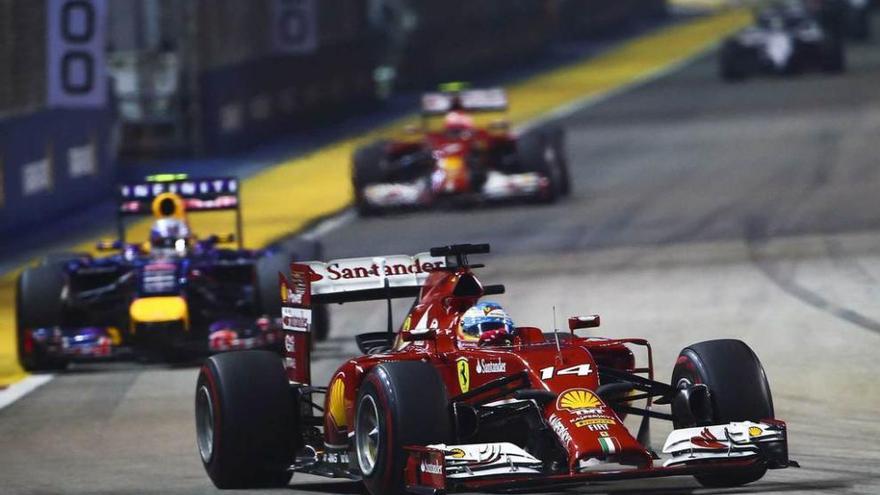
[[540, 364, 593, 380]]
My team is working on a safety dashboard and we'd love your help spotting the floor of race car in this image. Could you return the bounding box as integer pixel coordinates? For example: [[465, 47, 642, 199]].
[[2, 13, 880, 495]]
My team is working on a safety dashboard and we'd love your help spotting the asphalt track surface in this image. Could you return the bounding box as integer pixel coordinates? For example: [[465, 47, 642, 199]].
[[3, 20, 880, 495]]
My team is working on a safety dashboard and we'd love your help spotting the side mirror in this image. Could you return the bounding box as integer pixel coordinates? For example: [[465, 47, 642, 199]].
[[569, 315, 600, 331], [96, 239, 121, 251]]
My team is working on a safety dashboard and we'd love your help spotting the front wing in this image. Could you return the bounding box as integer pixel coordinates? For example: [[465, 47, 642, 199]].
[[361, 171, 549, 209], [403, 420, 793, 494]]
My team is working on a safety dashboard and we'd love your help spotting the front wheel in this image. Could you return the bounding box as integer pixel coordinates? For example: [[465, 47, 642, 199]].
[[196, 351, 297, 488], [671, 339, 774, 487], [16, 265, 69, 372], [355, 362, 451, 495]]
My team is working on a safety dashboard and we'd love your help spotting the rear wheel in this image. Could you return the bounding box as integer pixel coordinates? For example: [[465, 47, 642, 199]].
[[719, 40, 750, 82], [353, 141, 389, 216], [848, 7, 871, 41], [671, 339, 774, 487], [256, 250, 290, 319], [196, 351, 296, 488], [15, 265, 68, 371], [820, 38, 846, 74], [355, 362, 451, 495], [517, 129, 568, 202]]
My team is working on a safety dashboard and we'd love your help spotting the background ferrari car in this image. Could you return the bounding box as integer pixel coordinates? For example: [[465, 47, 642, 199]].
[[352, 84, 571, 215], [15, 175, 327, 370]]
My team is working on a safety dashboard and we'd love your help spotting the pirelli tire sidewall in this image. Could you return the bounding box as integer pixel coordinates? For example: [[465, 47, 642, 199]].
[[672, 339, 774, 487], [196, 351, 296, 489], [355, 361, 451, 495]]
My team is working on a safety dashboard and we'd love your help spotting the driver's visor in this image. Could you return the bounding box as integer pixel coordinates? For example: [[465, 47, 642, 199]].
[[461, 320, 508, 338]]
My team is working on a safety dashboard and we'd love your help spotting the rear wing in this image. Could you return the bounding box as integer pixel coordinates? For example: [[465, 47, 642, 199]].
[[115, 176, 242, 247], [281, 252, 446, 306], [278, 252, 444, 385], [278, 245, 503, 385], [118, 176, 240, 215], [421, 88, 508, 116], [280, 244, 504, 306]]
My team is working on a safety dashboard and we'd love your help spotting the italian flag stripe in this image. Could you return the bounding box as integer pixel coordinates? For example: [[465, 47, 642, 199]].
[[599, 437, 617, 454]]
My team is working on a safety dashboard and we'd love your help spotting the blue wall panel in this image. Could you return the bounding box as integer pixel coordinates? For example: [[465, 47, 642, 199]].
[[0, 108, 114, 236]]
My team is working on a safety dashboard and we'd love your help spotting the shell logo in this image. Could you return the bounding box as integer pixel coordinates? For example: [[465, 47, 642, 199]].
[[328, 378, 347, 428], [557, 388, 601, 412], [748, 426, 763, 437], [449, 448, 466, 459]]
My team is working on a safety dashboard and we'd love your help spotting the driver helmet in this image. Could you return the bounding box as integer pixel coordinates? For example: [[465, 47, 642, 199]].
[[444, 110, 475, 132], [150, 218, 191, 256], [459, 301, 515, 341]]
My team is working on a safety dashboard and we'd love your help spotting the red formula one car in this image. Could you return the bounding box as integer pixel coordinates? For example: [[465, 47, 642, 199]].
[[351, 85, 571, 215], [194, 244, 796, 494]]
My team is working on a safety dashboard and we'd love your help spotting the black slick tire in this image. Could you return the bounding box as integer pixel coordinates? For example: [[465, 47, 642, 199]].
[[517, 129, 567, 202], [355, 361, 451, 495], [671, 339, 774, 487], [15, 265, 68, 371], [195, 350, 296, 489], [719, 40, 749, 82], [353, 140, 389, 216]]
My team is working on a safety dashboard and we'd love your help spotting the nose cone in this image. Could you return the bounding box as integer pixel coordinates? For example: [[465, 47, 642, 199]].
[[130, 296, 189, 325]]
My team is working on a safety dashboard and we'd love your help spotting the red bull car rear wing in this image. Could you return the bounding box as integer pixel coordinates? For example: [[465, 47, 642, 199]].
[[115, 175, 242, 247], [421, 87, 508, 115]]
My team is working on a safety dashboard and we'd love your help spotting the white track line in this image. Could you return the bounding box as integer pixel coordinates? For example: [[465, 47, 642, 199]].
[[0, 374, 53, 411], [299, 209, 357, 240]]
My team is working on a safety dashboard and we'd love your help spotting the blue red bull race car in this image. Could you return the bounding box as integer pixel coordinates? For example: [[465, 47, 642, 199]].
[[14, 175, 328, 371]]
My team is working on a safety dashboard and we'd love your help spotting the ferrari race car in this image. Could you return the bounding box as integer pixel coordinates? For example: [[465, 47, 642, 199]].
[[719, 2, 846, 81], [195, 244, 796, 494], [351, 85, 571, 215], [15, 175, 328, 371]]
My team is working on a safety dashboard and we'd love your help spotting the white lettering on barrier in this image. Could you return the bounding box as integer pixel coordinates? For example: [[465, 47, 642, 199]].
[[68, 143, 95, 178], [22, 159, 52, 196]]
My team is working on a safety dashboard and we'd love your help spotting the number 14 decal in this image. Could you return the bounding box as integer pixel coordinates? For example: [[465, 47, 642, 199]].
[[540, 364, 593, 380]]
